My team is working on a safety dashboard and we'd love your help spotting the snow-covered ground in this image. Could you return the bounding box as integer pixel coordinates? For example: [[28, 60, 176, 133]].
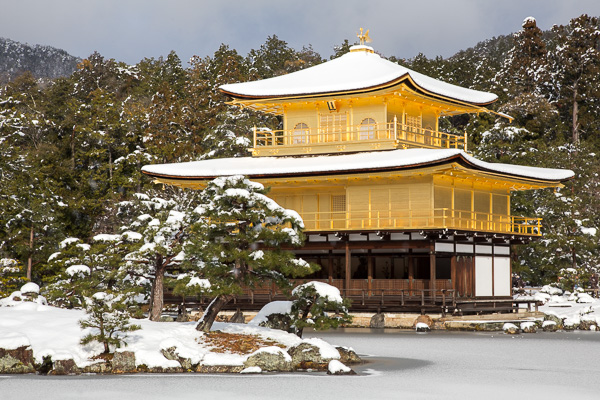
[[516, 285, 600, 328], [0, 298, 340, 369]]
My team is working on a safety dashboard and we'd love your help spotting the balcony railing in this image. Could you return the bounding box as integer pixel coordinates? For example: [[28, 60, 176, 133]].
[[253, 119, 467, 153], [299, 208, 542, 236]]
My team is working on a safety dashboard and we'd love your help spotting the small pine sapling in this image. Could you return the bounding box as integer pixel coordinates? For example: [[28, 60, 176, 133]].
[[290, 281, 352, 337], [79, 292, 141, 354]]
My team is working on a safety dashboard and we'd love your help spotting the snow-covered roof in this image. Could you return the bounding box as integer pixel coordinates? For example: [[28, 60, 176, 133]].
[[220, 46, 497, 105], [142, 149, 574, 183]]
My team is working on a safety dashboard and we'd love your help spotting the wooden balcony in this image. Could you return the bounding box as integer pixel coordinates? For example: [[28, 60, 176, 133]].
[[251, 120, 467, 156], [299, 208, 542, 236]]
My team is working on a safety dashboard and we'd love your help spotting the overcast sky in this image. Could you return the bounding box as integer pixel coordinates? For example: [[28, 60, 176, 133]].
[[2, 0, 600, 65]]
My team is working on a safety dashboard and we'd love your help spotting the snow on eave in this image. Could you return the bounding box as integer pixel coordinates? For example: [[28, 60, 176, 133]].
[[219, 50, 498, 106], [141, 149, 574, 184]]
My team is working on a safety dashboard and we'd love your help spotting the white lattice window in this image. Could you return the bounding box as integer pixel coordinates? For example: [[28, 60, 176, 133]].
[[359, 117, 376, 140], [331, 195, 346, 212], [320, 113, 347, 142], [292, 122, 309, 144], [406, 115, 422, 132]]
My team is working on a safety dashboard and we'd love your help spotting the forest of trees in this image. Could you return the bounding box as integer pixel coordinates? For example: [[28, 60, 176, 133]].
[[1, 14, 599, 299]]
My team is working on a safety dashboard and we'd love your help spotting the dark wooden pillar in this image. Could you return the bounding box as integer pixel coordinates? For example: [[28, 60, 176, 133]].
[[451, 255, 457, 292], [345, 241, 351, 293], [430, 241, 436, 301], [328, 250, 333, 284], [408, 254, 414, 296], [367, 250, 373, 296]]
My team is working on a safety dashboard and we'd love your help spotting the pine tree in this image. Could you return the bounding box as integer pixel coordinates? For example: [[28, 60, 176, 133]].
[[550, 15, 600, 145], [289, 281, 351, 337], [495, 17, 549, 98], [185, 176, 317, 332], [79, 292, 141, 355]]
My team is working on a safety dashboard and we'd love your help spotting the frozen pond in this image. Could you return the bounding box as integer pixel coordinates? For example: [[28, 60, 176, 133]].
[[2, 329, 599, 400]]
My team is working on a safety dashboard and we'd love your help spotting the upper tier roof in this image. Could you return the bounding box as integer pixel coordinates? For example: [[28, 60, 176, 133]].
[[141, 149, 574, 183], [220, 46, 498, 106]]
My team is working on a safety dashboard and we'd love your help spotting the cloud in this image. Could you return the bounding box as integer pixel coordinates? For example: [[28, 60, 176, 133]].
[[1, 0, 599, 64]]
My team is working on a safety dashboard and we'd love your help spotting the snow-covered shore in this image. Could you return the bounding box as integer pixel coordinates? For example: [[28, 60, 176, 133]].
[[0, 295, 358, 374]]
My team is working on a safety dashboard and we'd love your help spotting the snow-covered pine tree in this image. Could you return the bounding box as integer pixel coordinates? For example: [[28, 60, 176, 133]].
[[289, 281, 351, 338], [0, 258, 28, 298], [118, 191, 200, 321], [79, 291, 141, 355], [550, 14, 600, 145], [494, 16, 549, 98], [185, 175, 317, 332]]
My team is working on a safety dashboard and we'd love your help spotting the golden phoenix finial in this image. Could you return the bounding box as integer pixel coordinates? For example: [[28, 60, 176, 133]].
[[357, 28, 372, 45]]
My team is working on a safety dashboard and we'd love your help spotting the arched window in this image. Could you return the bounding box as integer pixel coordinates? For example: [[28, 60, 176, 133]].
[[293, 122, 309, 144], [359, 118, 376, 140]]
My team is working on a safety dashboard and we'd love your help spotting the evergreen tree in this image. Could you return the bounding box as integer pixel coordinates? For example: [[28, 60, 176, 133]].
[[185, 175, 317, 332], [79, 292, 141, 355], [289, 281, 351, 337], [550, 15, 600, 145]]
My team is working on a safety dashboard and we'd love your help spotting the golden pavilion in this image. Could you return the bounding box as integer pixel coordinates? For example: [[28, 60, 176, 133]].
[[142, 34, 573, 312]]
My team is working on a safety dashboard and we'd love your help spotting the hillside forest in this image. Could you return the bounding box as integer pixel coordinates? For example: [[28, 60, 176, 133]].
[[1, 15, 599, 300]]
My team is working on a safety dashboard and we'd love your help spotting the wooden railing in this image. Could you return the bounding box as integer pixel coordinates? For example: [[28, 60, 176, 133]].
[[253, 119, 466, 152], [300, 208, 542, 236]]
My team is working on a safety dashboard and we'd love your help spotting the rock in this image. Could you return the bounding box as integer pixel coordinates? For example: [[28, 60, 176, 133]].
[[229, 310, 245, 324], [579, 318, 598, 331], [503, 323, 520, 334], [563, 321, 579, 331], [244, 347, 292, 372], [159, 316, 174, 322], [288, 342, 335, 370], [542, 321, 558, 332], [335, 346, 362, 364], [37, 355, 54, 375], [195, 364, 244, 373], [82, 361, 111, 374], [259, 313, 295, 333], [370, 313, 385, 329], [413, 315, 433, 329], [161, 347, 193, 370], [543, 312, 564, 328], [520, 322, 537, 333], [50, 358, 81, 375], [240, 366, 262, 374], [327, 359, 356, 375], [146, 365, 183, 373], [112, 351, 136, 373], [0, 346, 36, 374], [415, 322, 431, 332]]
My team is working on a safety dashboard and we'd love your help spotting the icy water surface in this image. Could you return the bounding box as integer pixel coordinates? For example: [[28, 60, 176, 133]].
[[2, 329, 599, 400]]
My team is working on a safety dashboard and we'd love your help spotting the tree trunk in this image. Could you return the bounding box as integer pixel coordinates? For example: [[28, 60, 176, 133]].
[[27, 225, 34, 280], [149, 264, 166, 321], [195, 294, 234, 332], [572, 83, 580, 146]]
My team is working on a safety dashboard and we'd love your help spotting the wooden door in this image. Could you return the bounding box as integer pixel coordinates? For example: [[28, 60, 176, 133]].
[[455, 255, 474, 297]]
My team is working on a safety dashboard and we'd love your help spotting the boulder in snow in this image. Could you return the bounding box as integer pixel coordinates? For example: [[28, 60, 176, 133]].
[[20, 282, 39, 295], [335, 346, 362, 364], [288, 340, 340, 370], [327, 359, 356, 375], [161, 346, 193, 371], [0, 345, 36, 374], [542, 320, 558, 332], [370, 312, 385, 328], [520, 321, 537, 333], [503, 323, 520, 334], [112, 351, 136, 373], [244, 346, 292, 372], [50, 358, 81, 375]]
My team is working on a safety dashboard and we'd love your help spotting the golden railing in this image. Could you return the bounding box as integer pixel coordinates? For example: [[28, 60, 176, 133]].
[[299, 208, 542, 236], [253, 119, 466, 151]]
